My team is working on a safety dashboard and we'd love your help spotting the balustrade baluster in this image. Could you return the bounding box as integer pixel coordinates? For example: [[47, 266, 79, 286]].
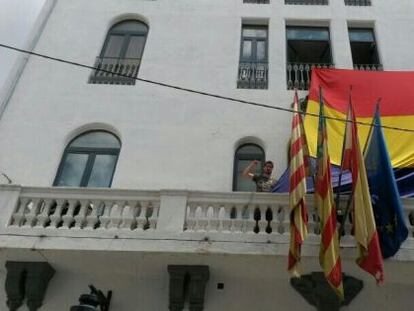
[[35, 199, 53, 228], [73, 200, 88, 229], [136, 201, 149, 230], [232, 204, 244, 233], [196, 203, 209, 232], [119, 201, 136, 230], [23, 198, 41, 228], [61, 199, 77, 229], [208, 204, 220, 232], [221, 204, 233, 232], [148, 201, 159, 230], [185, 203, 196, 232], [404, 207, 414, 237], [11, 197, 30, 226], [108, 201, 124, 229], [84, 200, 101, 230], [99, 201, 113, 229], [48, 199, 65, 228]]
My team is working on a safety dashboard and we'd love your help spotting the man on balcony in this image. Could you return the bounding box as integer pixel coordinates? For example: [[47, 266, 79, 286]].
[[243, 160, 277, 192]]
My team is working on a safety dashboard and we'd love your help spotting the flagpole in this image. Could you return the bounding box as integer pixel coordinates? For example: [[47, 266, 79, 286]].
[[335, 86, 352, 223], [362, 98, 381, 156]]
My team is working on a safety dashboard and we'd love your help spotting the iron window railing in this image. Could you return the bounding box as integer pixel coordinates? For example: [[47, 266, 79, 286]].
[[285, 0, 328, 5], [354, 64, 383, 71], [88, 57, 141, 85], [286, 62, 334, 90], [345, 0, 371, 6], [243, 0, 270, 3], [237, 62, 269, 89]]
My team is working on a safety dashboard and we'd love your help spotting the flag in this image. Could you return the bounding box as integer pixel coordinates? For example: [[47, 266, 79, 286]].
[[314, 90, 344, 299], [365, 108, 408, 259], [304, 68, 414, 169], [288, 90, 309, 276], [342, 103, 384, 284]]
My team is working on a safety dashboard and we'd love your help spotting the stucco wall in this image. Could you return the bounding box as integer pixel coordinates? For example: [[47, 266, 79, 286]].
[[0, 0, 413, 191]]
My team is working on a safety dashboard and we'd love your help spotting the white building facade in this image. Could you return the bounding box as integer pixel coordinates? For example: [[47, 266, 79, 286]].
[[0, 0, 413, 310]]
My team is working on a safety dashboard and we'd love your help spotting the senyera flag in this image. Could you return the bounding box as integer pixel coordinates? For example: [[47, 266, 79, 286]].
[[314, 90, 344, 299], [288, 90, 309, 276], [304, 69, 414, 169]]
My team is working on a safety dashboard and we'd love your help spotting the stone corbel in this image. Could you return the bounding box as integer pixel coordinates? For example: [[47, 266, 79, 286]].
[[5, 261, 55, 311], [168, 265, 210, 311]]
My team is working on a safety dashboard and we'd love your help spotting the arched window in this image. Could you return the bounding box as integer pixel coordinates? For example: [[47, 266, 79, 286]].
[[233, 144, 265, 191], [54, 131, 121, 187], [89, 20, 149, 85]]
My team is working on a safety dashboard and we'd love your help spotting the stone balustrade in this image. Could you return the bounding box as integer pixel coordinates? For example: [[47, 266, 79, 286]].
[[6, 186, 160, 231], [2, 185, 414, 242]]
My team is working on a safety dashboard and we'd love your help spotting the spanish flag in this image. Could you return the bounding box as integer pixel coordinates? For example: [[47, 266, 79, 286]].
[[304, 69, 414, 168], [342, 103, 384, 284], [288, 90, 309, 276], [315, 90, 344, 299]]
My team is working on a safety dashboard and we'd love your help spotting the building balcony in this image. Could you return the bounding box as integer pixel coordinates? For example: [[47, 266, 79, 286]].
[[345, 0, 371, 6], [287, 62, 334, 90], [237, 62, 268, 90], [1, 185, 414, 259], [285, 0, 328, 5], [88, 57, 141, 85]]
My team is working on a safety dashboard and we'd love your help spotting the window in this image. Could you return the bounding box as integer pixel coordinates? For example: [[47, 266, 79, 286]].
[[89, 20, 149, 85], [285, 0, 328, 4], [243, 0, 270, 3], [54, 131, 121, 187], [286, 26, 333, 90], [233, 144, 265, 191], [349, 28, 381, 70], [345, 0, 371, 6], [237, 25, 269, 89]]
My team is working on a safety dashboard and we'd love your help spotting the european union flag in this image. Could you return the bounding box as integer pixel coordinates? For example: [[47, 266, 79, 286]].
[[365, 108, 409, 258]]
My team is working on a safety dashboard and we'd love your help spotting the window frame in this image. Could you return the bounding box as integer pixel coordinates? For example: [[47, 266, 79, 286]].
[[348, 27, 380, 66], [100, 20, 149, 60], [53, 131, 121, 188], [239, 25, 269, 63], [232, 143, 265, 192], [286, 26, 332, 64]]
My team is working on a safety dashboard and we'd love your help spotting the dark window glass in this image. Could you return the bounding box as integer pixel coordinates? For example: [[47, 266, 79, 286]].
[[349, 28, 379, 66], [101, 20, 148, 59], [54, 131, 121, 188], [286, 26, 332, 63], [233, 144, 265, 191]]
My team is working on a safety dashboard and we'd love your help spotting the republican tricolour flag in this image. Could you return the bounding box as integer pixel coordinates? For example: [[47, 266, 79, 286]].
[[288, 90, 309, 276], [315, 90, 344, 299], [342, 103, 384, 284]]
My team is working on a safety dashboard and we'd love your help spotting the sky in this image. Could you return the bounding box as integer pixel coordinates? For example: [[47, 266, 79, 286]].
[[0, 0, 46, 89]]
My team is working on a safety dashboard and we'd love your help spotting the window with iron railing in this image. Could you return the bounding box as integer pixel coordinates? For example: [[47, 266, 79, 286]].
[[286, 26, 333, 90], [285, 0, 328, 5], [243, 0, 270, 4], [89, 20, 148, 85], [237, 25, 269, 89], [345, 0, 371, 6], [349, 28, 382, 71]]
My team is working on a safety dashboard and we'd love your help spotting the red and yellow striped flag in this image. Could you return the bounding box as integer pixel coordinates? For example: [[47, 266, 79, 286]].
[[315, 91, 344, 299], [342, 103, 384, 284], [288, 90, 309, 276]]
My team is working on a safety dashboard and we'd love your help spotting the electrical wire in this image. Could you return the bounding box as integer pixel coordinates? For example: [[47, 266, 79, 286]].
[[1, 43, 414, 134]]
